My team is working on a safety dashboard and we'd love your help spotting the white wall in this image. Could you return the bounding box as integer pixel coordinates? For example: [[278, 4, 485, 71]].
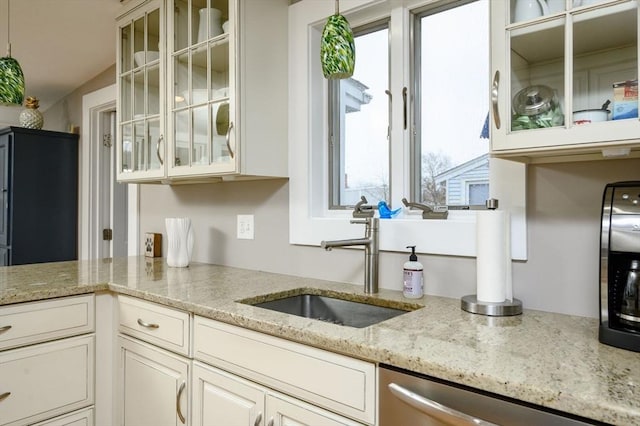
[[138, 157, 640, 318]]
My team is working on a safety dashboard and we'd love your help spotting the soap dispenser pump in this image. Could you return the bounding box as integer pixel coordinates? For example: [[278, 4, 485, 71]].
[[403, 245, 424, 299]]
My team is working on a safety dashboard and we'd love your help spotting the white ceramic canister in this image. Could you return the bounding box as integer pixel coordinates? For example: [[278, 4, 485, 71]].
[[198, 8, 223, 43], [165, 218, 194, 267]]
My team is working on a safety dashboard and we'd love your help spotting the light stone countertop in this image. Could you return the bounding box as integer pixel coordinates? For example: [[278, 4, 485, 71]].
[[0, 256, 638, 425]]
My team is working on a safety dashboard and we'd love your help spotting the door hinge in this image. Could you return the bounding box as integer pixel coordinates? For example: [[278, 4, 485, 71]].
[[103, 133, 112, 148], [103, 228, 113, 241]]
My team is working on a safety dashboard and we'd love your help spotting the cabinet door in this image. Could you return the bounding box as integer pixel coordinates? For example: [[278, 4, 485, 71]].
[[0, 335, 95, 426], [117, 0, 166, 182], [491, 0, 639, 158], [0, 133, 10, 247], [265, 393, 363, 426], [192, 362, 264, 426], [167, 0, 237, 178], [118, 336, 189, 426]]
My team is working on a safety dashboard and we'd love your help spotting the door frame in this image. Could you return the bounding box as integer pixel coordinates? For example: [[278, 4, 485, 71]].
[[81, 84, 139, 259]]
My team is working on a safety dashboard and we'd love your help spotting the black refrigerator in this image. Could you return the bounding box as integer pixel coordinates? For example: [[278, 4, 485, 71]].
[[0, 126, 78, 266]]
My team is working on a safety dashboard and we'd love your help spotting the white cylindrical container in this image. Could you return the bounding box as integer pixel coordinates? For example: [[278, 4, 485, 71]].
[[165, 217, 194, 267], [403, 245, 424, 299]]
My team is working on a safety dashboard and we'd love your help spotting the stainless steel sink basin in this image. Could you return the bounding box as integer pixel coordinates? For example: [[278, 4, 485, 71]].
[[242, 291, 419, 328]]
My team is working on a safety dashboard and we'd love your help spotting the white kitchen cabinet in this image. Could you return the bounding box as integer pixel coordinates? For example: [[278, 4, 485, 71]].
[[0, 335, 95, 426], [117, 294, 191, 356], [191, 361, 363, 426], [117, 0, 166, 182], [117, 335, 190, 426], [32, 407, 94, 426], [0, 295, 95, 426], [193, 316, 375, 425], [490, 0, 639, 162], [116, 0, 287, 183], [191, 361, 264, 426]]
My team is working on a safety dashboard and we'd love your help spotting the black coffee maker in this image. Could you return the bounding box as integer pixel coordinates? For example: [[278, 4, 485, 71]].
[[599, 181, 640, 352]]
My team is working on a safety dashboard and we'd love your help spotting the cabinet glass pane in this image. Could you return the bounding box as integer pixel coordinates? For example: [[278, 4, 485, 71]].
[[212, 102, 229, 163], [174, 53, 189, 107], [175, 110, 190, 167], [133, 70, 145, 117], [121, 24, 132, 73], [134, 17, 145, 59], [120, 75, 132, 121], [133, 122, 145, 171], [510, 0, 566, 24], [122, 123, 132, 172], [510, 18, 565, 131], [193, 45, 208, 98], [572, 3, 637, 124], [210, 42, 229, 95], [193, 105, 209, 165], [174, 0, 191, 52], [148, 66, 160, 116], [148, 9, 160, 54], [148, 119, 162, 169]]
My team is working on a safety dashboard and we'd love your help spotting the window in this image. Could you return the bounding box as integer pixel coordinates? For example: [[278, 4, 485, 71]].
[[414, 1, 490, 208], [329, 23, 390, 209], [289, 0, 526, 259]]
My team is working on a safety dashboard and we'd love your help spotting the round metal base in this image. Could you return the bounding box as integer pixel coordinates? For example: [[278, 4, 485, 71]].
[[461, 295, 523, 317]]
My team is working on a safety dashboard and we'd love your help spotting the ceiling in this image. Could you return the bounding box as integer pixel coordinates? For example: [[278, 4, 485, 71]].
[[0, 0, 122, 113]]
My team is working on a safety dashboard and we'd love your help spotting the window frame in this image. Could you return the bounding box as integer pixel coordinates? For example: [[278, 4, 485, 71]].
[[288, 0, 527, 260]]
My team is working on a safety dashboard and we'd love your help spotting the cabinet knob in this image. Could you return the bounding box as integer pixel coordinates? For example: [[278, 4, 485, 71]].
[[0, 392, 10, 402]]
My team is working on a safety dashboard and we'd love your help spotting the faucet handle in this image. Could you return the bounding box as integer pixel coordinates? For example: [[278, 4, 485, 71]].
[[353, 196, 375, 218], [402, 198, 448, 220]]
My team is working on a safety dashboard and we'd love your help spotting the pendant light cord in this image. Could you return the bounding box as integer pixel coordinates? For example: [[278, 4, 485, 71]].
[[6, 0, 11, 57]]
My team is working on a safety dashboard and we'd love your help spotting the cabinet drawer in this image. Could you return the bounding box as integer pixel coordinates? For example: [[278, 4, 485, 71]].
[[0, 295, 95, 351], [32, 407, 94, 426], [118, 295, 191, 356], [193, 317, 375, 425], [0, 335, 95, 426]]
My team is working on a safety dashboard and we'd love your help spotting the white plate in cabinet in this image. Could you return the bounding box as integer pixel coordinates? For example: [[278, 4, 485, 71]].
[[32, 407, 94, 426], [117, 295, 191, 356], [0, 295, 95, 351], [193, 317, 375, 425], [0, 335, 95, 426]]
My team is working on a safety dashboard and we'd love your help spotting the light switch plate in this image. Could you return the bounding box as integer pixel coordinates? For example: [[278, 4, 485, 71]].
[[237, 215, 254, 239]]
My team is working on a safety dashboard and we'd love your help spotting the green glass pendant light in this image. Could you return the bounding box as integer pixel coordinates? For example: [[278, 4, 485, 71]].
[[0, 0, 25, 106], [320, 0, 355, 80]]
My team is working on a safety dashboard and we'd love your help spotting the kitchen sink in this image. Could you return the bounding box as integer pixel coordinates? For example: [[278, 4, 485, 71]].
[[241, 290, 420, 328]]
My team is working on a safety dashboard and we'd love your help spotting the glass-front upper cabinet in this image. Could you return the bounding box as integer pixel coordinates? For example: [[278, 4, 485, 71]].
[[491, 0, 639, 160], [117, 0, 166, 181], [168, 0, 236, 177]]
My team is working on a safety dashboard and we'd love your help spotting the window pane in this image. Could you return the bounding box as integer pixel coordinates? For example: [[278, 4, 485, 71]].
[[330, 25, 389, 208], [418, 0, 489, 207]]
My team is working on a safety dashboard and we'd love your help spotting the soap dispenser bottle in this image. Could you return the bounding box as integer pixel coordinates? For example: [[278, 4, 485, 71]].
[[403, 245, 424, 298]]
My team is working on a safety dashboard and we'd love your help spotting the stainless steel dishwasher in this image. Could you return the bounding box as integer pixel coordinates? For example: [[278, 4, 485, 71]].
[[379, 365, 601, 425]]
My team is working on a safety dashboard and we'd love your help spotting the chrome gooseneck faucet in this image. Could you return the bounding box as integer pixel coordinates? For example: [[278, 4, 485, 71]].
[[321, 197, 379, 294]]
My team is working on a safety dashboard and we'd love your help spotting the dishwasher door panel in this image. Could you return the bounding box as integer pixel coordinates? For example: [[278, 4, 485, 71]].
[[378, 366, 596, 426]]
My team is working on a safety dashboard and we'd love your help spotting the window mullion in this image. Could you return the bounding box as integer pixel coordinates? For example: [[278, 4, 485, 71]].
[[389, 5, 411, 210]]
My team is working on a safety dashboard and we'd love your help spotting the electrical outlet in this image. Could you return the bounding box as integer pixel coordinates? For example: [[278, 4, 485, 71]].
[[237, 215, 254, 239]]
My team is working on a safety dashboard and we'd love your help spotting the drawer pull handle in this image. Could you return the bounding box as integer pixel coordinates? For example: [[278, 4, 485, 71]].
[[267, 417, 274, 426], [254, 412, 263, 426], [0, 325, 11, 334], [388, 383, 497, 425], [0, 392, 10, 402], [177, 381, 186, 424], [137, 319, 159, 329]]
